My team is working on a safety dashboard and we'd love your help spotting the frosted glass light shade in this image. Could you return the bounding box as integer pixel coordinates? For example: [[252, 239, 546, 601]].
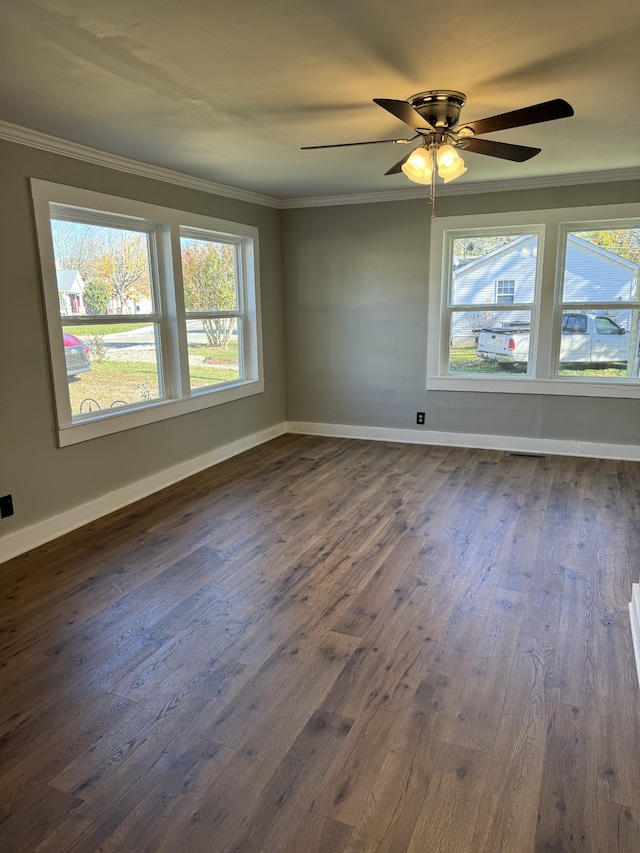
[[401, 147, 433, 183], [436, 144, 460, 169], [440, 158, 467, 183]]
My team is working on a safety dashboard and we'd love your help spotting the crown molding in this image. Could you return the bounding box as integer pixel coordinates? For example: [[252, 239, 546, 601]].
[[280, 167, 640, 208], [1, 119, 638, 211], [0, 119, 281, 209]]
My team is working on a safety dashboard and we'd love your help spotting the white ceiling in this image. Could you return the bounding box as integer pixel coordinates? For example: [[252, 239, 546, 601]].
[[1, 0, 639, 200]]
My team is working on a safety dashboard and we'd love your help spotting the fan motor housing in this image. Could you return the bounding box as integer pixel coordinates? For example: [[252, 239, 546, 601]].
[[408, 90, 466, 131]]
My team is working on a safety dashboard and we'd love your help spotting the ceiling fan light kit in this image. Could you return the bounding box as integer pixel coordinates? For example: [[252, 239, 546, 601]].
[[302, 89, 574, 215]]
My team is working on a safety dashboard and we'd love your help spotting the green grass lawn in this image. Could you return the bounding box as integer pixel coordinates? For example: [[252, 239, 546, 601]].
[[68, 334, 240, 414], [448, 347, 506, 374], [63, 323, 150, 336], [557, 364, 627, 377], [68, 359, 239, 414], [187, 339, 238, 365]]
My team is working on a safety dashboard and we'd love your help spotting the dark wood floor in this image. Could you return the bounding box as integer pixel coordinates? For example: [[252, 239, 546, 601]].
[[2, 435, 640, 852]]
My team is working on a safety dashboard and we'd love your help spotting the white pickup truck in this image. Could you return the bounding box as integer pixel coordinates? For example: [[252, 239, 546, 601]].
[[476, 312, 629, 368]]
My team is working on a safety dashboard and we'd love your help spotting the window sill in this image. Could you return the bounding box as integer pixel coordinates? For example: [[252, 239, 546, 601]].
[[57, 379, 264, 447], [426, 375, 640, 399]]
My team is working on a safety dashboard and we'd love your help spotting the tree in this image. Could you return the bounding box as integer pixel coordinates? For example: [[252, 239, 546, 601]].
[[465, 310, 497, 332], [181, 240, 237, 347], [577, 228, 640, 266], [453, 235, 520, 260], [95, 231, 151, 313], [82, 278, 111, 315]]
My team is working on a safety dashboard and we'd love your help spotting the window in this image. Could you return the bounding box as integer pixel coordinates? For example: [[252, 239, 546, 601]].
[[443, 227, 542, 377], [496, 280, 515, 304], [51, 214, 165, 413], [31, 180, 263, 445], [428, 204, 640, 398], [180, 231, 243, 391], [555, 225, 640, 380]]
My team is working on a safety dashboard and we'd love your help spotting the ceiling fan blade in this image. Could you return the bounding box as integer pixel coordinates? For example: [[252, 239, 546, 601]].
[[384, 150, 415, 175], [301, 135, 416, 150], [459, 98, 574, 136], [459, 137, 541, 162], [373, 98, 436, 132]]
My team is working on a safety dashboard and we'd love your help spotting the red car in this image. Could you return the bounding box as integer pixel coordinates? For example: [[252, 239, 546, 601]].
[[64, 332, 92, 377]]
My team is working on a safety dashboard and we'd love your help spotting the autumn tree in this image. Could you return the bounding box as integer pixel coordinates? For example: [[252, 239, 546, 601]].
[[181, 239, 237, 347], [577, 228, 640, 266], [95, 230, 151, 313]]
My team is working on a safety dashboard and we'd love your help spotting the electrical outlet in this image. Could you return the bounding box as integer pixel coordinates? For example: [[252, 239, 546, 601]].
[[416, 412, 425, 425], [0, 494, 14, 518]]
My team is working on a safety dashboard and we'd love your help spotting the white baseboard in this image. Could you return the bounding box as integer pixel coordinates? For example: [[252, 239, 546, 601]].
[[631, 585, 640, 690], [286, 421, 640, 462], [0, 423, 286, 564]]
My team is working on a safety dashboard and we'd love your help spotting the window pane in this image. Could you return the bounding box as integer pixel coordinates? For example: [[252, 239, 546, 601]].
[[449, 310, 531, 374], [555, 310, 639, 379], [62, 322, 163, 416], [180, 236, 238, 312], [561, 228, 639, 302], [186, 318, 241, 390], [556, 227, 640, 379], [51, 218, 155, 316], [451, 234, 537, 305]]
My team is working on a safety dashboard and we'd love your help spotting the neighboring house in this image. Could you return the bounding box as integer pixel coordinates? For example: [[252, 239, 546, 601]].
[[563, 234, 638, 304], [453, 234, 539, 308], [451, 234, 638, 342], [56, 269, 87, 316], [56, 268, 153, 316]]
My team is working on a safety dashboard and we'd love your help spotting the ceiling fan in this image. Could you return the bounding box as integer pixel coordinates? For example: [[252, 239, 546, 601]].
[[302, 90, 574, 210]]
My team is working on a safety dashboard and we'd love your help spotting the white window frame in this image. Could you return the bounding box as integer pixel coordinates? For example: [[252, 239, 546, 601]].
[[179, 227, 247, 387], [31, 179, 263, 446], [427, 203, 640, 398]]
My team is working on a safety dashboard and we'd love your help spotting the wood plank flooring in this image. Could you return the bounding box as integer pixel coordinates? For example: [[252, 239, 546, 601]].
[[1, 434, 640, 852]]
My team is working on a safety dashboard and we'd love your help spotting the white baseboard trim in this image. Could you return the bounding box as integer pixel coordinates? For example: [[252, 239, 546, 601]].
[[0, 423, 286, 564], [286, 421, 640, 462], [631, 585, 640, 690]]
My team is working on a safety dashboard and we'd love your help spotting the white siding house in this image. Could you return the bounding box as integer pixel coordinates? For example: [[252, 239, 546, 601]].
[[450, 235, 638, 343], [56, 269, 87, 316], [563, 235, 637, 301], [453, 234, 538, 307]]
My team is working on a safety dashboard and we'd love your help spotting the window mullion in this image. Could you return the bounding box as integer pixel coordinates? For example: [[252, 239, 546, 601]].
[[161, 223, 191, 399], [533, 224, 556, 380]]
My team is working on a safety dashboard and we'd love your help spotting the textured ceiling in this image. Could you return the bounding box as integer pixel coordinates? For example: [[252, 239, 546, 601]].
[[0, 0, 639, 200]]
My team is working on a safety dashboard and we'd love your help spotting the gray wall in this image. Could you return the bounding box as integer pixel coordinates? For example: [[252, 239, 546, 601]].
[[282, 180, 640, 445], [2, 130, 639, 549], [0, 139, 286, 539]]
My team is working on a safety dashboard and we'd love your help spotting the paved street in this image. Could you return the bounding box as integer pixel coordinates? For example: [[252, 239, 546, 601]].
[[98, 323, 237, 369]]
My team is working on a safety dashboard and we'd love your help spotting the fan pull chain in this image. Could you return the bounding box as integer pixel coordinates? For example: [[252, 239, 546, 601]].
[[429, 144, 437, 217]]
